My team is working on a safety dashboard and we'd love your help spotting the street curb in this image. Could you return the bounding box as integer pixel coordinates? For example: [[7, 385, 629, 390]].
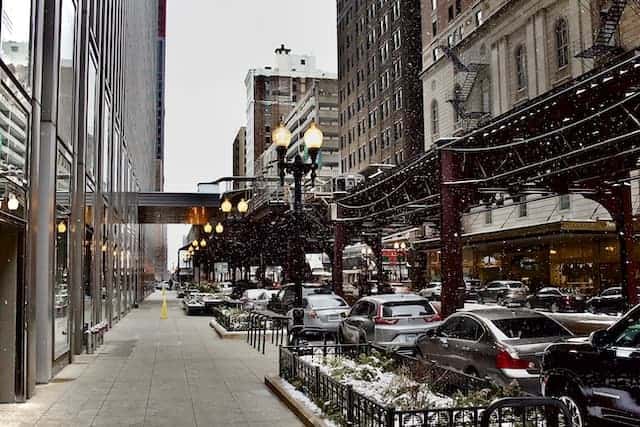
[[208, 319, 247, 340], [264, 376, 330, 427]]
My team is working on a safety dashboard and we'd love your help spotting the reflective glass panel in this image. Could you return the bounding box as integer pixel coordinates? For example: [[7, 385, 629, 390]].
[[0, 0, 32, 93]]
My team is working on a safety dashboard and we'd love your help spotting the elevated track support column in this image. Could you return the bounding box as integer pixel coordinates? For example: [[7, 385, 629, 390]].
[[588, 182, 639, 308], [439, 150, 466, 317]]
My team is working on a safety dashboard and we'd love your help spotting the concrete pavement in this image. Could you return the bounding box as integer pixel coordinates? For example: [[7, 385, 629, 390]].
[[0, 291, 301, 427]]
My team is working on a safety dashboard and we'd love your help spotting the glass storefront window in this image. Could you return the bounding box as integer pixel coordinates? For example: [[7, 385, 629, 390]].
[[54, 149, 71, 357], [0, 0, 33, 93], [57, 0, 76, 147], [101, 101, 111, 192], [86, 58, 97, 180]]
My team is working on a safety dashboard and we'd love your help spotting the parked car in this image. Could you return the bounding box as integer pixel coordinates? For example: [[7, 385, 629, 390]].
[[230, 280, 259, 300], [525, 287, 586, 312], [477, 281, 528, 306], [337, 294, 441, 354], [287, 294, 350, 337], [541, 304, 640, 426], [217, 281, 233, 296], [240, 289, 273, 311], [416, 308, 573, 395], [267, 283, 333, 314], [419, 282, 442, 300], [464, 278, 482, 301], [586, 286, 639, 315]]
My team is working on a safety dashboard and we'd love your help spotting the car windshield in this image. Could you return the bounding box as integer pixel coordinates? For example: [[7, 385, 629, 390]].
[[614, 316, 640, 348], [492, 317, 571, 339], [508, 283, 522, 288], [307, 295, 347, 308], [382, 301, 434, 317]]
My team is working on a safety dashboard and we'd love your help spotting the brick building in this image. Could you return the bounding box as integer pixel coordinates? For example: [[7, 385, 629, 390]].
[[244, 46, 336, 177], [337, 0, 424, 174]]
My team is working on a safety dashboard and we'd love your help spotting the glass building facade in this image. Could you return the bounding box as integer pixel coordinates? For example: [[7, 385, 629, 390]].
[[0, 0, 163, 402]]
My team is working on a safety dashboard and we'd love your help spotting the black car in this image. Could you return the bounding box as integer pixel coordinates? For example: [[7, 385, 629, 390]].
[[541, 304, 640, 427], [586, 286, 639, 315], [267, 283, 333, 314], [525, 287, 586, 312]]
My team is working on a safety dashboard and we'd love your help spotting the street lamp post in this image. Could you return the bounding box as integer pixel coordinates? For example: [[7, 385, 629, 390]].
[[272, 120, 323, 342]]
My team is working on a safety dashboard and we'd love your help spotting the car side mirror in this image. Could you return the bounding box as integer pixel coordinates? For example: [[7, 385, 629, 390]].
[[590, 329, 611, 348]]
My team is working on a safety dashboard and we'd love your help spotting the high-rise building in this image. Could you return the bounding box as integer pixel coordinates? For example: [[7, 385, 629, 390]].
[[0, 0, 161, 402], [232, 127, 247, 188], [336, 0, 424, 174], [150, 0, 168, 280], [244, 45, 336, 177], [258, 79, 340, 186]]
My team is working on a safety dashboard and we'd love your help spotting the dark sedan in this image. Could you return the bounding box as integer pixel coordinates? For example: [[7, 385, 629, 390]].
[[525, 287, 586, 312], [586, 286, 640, 315], [477, 280, 528, 306], [416, 308, 573, 395], [541, 304, 640, 427]]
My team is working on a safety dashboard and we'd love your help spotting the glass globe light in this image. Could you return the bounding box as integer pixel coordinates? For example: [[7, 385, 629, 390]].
[[393, 242, 400, 250], [7, 194, 19, 211], [192, 240, 198, 247], [400, 242, 407, 250], [303, 121, 323, 149], [221, 199, 232, 213], [57, 221, 67, 234], [204, 222, 213, 233], [215, 222, 224, 234], [200, 238, 207, 247], [272, 123, 292, 148], [237, 198, 249, 214]]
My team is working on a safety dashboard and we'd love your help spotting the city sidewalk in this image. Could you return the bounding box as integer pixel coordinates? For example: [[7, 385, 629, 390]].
[[0, 292, 301, 427]]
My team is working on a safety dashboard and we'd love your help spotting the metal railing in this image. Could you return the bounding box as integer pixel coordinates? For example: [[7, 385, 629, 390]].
[[278, 343, 574, 427], [246, 310, 288, 354]]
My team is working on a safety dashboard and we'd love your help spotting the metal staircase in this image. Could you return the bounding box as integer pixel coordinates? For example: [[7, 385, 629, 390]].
[[577, 0, 628, 58]]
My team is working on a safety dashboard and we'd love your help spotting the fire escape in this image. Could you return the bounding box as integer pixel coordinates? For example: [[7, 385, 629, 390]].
[[576, 0, 628, 59], [438, 45, 489, 134]]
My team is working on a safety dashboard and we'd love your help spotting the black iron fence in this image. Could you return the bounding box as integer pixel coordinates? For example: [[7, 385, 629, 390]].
[[279, 344, 574, 427], [247, 310, 289, 353]]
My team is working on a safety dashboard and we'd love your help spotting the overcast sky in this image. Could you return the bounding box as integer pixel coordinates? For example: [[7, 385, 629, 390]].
[[164, 0, 338, 270]]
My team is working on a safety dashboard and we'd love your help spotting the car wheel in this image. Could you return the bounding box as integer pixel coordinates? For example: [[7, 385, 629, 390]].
[[556, 392, 586, 427]]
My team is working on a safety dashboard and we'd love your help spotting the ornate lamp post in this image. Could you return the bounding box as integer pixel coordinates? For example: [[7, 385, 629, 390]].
[[272, 120, 323, 342]]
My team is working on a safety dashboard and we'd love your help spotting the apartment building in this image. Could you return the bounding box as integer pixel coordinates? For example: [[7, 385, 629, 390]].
[[337, 0, 424, 173], [245, 45, 336, 177]]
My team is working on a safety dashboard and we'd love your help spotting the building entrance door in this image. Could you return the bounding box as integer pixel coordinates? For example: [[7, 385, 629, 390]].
[[0, 221, 26, 402]]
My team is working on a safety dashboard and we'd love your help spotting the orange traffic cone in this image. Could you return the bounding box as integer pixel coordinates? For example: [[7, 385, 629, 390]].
[[160, 288, 168, 320]]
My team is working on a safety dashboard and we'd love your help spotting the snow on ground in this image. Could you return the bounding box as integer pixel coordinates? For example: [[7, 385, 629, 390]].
[[281, 380, 339, 427], [300, 353, 453, 410]]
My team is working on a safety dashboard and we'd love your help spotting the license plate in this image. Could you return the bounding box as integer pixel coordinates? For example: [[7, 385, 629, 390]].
[[403, 334, 416, 342]]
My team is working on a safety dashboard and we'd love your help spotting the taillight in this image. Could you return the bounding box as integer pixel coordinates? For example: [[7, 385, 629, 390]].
[[307, 310, 318, 319], [374, 305, 398, 325], [424, 313, 441, 322], [496, 349, 533, 370]]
